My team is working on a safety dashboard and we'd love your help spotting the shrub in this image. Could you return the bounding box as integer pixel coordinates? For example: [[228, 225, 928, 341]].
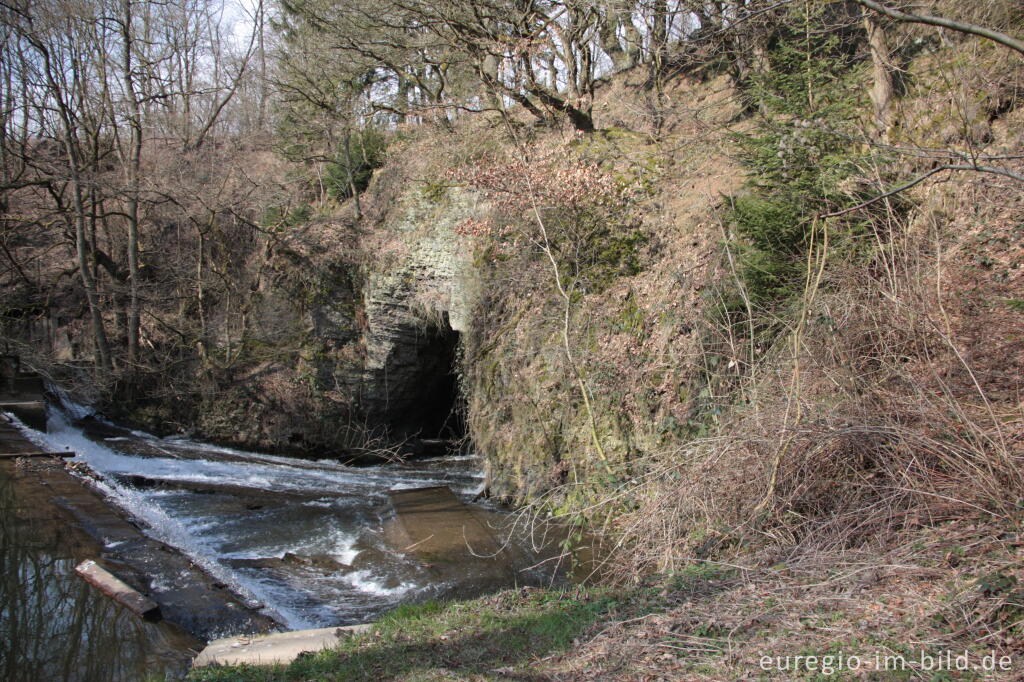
[[726, 4, 870, 304], [324, 127, 388, 200]]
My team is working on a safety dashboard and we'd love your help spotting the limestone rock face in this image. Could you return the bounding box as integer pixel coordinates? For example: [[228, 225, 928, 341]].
[[353, 189, 480, 440]]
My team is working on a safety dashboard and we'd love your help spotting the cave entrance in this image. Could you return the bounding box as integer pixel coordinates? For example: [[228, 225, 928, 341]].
[[397, 313, 465, 450]]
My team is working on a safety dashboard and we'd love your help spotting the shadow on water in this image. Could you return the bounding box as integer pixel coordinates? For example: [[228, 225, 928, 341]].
[[0, 465, 198, 682]]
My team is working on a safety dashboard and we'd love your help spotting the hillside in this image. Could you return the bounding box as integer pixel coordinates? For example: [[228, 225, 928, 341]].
[[2, 0, 1023, 678]]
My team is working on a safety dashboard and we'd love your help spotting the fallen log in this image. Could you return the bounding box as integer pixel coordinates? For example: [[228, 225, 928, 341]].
[[0, 450, 74, 458], [74, 559, 162, 621]]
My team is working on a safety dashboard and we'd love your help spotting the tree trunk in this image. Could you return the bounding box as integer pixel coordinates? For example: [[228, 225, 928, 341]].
[[256, 0, 267, 129], [343, 132, 361, 220], [863, 13, 893, 142], [599, 5, 633, 72], [481, 53, 504, 111], [72, 166, 112, 371], [621, 9, 643, 66], [651, 0, 669, 65], [396, 73, 410, 123], [196, 227, 208, 363], [122, 0, 142, 363], [33, 37, 113, 370]]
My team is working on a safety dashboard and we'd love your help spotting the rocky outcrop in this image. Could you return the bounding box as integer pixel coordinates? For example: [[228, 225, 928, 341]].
[[113, 183, 483, 457], [202, 186, 484, 454], [352, 188, 481, 440]]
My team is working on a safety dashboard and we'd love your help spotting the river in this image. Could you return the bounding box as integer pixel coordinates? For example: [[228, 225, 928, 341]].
[[0, 399, 565, 680]]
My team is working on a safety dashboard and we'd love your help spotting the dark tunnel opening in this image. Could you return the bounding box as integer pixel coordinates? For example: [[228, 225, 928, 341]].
[[414, 325, 463, 440], [391, 313, 466, 449]]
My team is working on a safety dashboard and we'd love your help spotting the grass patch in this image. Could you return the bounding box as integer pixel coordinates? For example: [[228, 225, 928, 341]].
[[187, 587, 631, 682]]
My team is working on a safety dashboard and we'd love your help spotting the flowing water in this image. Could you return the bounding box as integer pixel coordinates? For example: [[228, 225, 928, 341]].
[[1, 400, 564, 680]]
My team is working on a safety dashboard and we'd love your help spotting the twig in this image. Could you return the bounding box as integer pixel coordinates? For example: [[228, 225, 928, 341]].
[[819, 164, 1024, 219]]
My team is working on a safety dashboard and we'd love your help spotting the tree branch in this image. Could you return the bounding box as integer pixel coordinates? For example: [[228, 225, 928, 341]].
[[854, 0, 1024, 56], [820, 164, 1024, 219]]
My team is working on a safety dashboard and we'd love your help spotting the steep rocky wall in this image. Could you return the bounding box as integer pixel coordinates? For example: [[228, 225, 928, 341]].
[[312, 81, 742, 494], [354, 187, 482, 439], [183, 185, 483, 454]]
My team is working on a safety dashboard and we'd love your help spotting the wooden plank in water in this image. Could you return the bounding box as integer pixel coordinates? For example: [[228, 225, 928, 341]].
[[74, 559, 162, 620]]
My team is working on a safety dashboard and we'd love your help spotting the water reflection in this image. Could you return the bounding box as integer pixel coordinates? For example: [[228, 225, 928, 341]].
[[0, 465, 197, 682]]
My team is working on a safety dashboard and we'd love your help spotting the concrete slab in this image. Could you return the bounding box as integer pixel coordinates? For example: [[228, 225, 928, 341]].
[[1, 438, 278, 639], [0, 359, 47, 429], [0, 375, 45, 398], [192, 624, 372, 667], [387, 485, 504, 562]]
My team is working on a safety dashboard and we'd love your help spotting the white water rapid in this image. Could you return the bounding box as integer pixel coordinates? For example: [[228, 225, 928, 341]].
[[11, 398, 487, 631]]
